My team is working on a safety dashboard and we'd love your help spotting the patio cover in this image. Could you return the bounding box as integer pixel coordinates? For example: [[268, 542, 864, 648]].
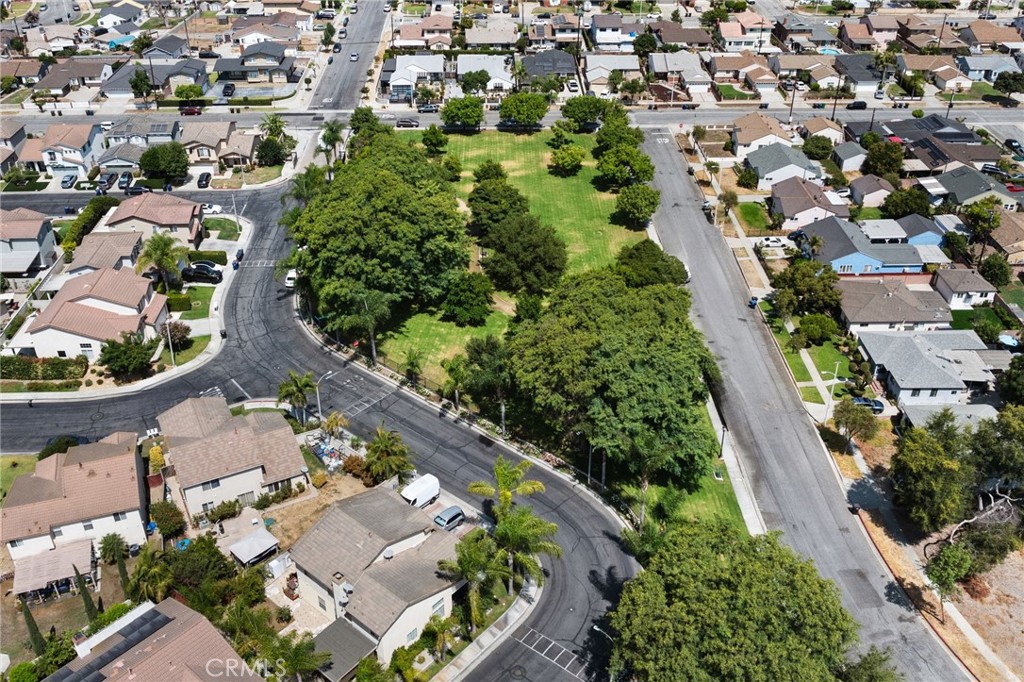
[[915, 244, 951, 264], [13, 540, 92, 594], [229, 527, 279, 566]]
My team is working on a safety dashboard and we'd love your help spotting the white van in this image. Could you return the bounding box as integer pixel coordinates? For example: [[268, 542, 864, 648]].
[[400, 474, 440, 508]]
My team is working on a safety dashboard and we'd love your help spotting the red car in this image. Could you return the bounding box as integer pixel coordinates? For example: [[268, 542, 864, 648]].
[[1006, 183, 1024, 192], [180, 106, 203, 116]]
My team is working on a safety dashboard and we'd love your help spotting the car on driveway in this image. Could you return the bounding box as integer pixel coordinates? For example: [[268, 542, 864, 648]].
[[760, 236, 786, 248], [433, 505, 465, 532], [101, 172, 118, 189], [118, 171, 132, 189], [1006, 183, 1024, 192], [197, 172, 212, 188], [852, 397, 885, 414], [182, 264, 223, 284], [202, 203, 223, 214], [60, 174, 76, 189], [222, 82, 236, 97], [190, 260, 221, 271], [1006, 138, 1024, 155]]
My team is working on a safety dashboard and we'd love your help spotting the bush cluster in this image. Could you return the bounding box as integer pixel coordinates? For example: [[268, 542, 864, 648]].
[[166, 293, 192, 312], [252, 482, 298, 510], [187, 250, 228, 265], [0, 355, 87, 381], [205, 499, 242, 524], [310, 470, 329, 488], [61, 196, 121, 252], [25, 380, 80, 392]]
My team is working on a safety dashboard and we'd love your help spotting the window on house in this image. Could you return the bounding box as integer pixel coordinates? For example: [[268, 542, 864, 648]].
[[929, 389, 938, 397], [238, 491, 256, 507], [57, 351, 67, 358], [318, 596, 326, 611], [407, 628, 419, 644], [839, 265, 853, 273], [83, 520, 94, 531], [203, 501, 215, 513], [80, 343, 92, 349], [47, 152, 57, 161], [432, 598, 445, 618], [113, 512, 127, 522], [911, 389, 921, 397], [198, 148, 211, 158], [53, 528, 63, 538], [202, 479, 221, 491]]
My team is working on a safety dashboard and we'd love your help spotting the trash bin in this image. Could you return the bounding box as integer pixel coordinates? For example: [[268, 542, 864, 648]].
[[232, 260, 239, 271], [220, 329, 227, 339], [128, 544, 140, 557]]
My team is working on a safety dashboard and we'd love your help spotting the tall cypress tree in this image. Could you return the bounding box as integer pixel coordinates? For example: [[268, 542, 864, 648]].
[[73, 565, 98, 622], [116, 551, 129, 594], [21, 599, 45, 655]]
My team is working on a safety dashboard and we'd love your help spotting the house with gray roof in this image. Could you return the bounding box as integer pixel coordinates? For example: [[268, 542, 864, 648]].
[[900, 403, 999, 431], [770, 176, 849, 229], [745, 143, 820, 191], [802, 216, 927, 274], [648, 51, 711, 93], [105, 117, 180, 147], [956, 54, 1019, 82], [858, 330, 1004, 406], [837, 279, 951, 337], [850, 174, 894, 207], [457, 54, 514, 92], [97, 4, 142, 29], [144, 34, 189, 60], [831, 141, 866, 173], [102, 59, 207, 98], [98, 142, 146, 172], [521, 50, 577, 81], [214, 42, 297, 83], [927, 165, 1022, 211], [291, 487, 462, 677], [933, 268, 997, 309]]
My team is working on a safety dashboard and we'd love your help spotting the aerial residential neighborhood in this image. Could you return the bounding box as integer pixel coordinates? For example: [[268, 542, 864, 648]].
[[1, 0, 1024, 678]]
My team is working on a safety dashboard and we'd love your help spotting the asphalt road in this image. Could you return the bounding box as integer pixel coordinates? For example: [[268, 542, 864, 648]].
[[642, 131, 967, 681], [0, 189, 638, 682], [310, 0, 392, 111]]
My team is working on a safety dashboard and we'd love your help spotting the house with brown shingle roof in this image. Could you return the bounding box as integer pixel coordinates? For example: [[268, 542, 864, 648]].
[[707, 51, 769, 82], [51, 599, 264, 682], [290, 487, 461, 679], [770, 176, 850, 230], [0, 207, 58, 275], [67, 232, 142, 276], [838, 21, 878, 52], [837, 279, 952, 336], [12, 267, 167, 359], [731, 111, 792, 159], [39, 123, 103, 178], [0, 431, 145, 561], [156, 396, 307, 519], [801, 116, 844, 145], [102, 192, 205, 246], [0, 58, 49, 85], [180, 120, 258, 168], [959, 20, 1023, 50], [647, 21, 713, 49], [989, 210, 1024, 265], [32, 57, 120, 96]]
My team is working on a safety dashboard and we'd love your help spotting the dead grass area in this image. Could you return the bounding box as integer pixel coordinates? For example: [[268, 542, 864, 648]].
[[717, 167, 766, 197], [860, 510, 1010, 682], [955, 549, 1024, 679], [817, 422, 862, 480], [736, 257, 762, 289], [859, 423, 898, 475], [1, 556, 136, 665], [721, 221, 738, 238], [763, 258, 789, 276], [268, 474, 366, 549]]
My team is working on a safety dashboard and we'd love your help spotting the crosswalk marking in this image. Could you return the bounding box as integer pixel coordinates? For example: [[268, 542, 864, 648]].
[[514, 628, 587, 679], [198, 386, 224, 398], [238, 260, 277, 268]]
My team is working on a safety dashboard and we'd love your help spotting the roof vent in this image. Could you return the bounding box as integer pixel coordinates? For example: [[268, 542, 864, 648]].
[[383, 548, 395, 560], [341, 582, 354, 593], [332, 571, 343, 582], [337, 594, 349, 605]]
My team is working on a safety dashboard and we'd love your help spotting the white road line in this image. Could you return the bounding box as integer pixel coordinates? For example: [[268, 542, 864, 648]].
[[230, 379, 251, 400]]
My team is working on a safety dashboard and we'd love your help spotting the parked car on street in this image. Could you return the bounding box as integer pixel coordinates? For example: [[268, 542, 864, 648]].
[[417, 103, 439, 113], [284, 269, 298, 288], [60, 174, 76, 189], [197, 172, 212, 188], [124, 186, 151, 196], [1006, 138, 1024, 155], [202, 203, 223, 214], [180, 106, 203, 115], [846, 100, 867, 110], [182, 265, 223, 283]]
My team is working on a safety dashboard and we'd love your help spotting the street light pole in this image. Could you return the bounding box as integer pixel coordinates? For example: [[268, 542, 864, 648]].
[[165, 318, 176, 367], [592, 625, 614, 642], [824, 360, 840, 423], [315, 370, 335, 420]]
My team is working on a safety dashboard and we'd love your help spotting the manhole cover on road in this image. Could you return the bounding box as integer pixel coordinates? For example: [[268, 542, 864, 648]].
[[90, 411, 105, 422]]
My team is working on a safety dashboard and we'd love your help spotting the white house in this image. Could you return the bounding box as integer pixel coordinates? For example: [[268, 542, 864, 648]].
[[0, 207, 58, 276], [832, 141, 867, 173], [858, 330, 1000, 406], [96, 5, 143, 29], [746, 143, 820, 191], [718, 11, 773, 53], [156, 397, 308, 519], [801, 116, 845, 145], [39, 123, 103, 178], [850, 174, 894, 207], [0, 431, 146, 561], [294, 487, 463, 678], [456, 54, 514, 92], [10, 268, 167, 360], [933, 269, 997, 309], [584, 54, 641, 95], [837, 279, 952, 337], [589, 14, 636, 53], [731, 111, 791, 160]]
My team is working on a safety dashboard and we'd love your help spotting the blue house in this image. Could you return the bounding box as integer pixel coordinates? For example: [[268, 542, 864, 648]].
[[802, 217, 925, 275]]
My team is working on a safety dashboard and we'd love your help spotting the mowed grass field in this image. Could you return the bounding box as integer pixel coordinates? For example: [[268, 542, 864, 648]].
[[403, 130, 643, 273]]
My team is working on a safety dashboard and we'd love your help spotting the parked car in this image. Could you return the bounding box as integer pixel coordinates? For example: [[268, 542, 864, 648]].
[[124, 186, 151, 196], [396, 118, 420, 128], [349, 4, 357, 11], [101, 172, 118, 189], [202, 203, 223, 214], [760, 236, 786, 248], [180, 106, 203, 115], [846, 100, 867, 110], [852, 397, 885, 414], [332, 42, 342, 52], [222, 82, 236, 97], [978, 11, 996, 19], [982, 163, 1008, 177], [235, 248, 244, 261], [284, 269, 298, 288], [1006, 138, 1024, 155], [72, 3, 80, 9], [349, 52, 359, 61], [567, 80, 579, 92], [1005, 183, 1024, 192], [401, 474, 440, 507], [339, 28, 348, 38], [417, 103, 439, 113], [433, 505, 465, 532], [117, 171, 132, 189], [823, 19, 838, 27], [198, 49, 219, 58], [60, 174, 76, 189], [197, 172, 212, 188], [328, 56, 334, 64], [874, 89, 885, 100], [182, 265, 223, 284], [833, 186, 851, 197]]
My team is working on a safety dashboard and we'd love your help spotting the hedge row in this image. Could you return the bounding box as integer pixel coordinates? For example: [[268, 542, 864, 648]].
[[23, 380, 81, 391], [227, 97, 274, 106], [62, 195, 121, 252], [155, 98, 215, 108], [188, 250, 228, 265], [167, 293, 192, 312], [0, 355, 88, 381]]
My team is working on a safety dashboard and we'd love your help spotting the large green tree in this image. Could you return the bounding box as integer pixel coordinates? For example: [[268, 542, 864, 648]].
[[99, 333, 156, 379], [441, 271, 493, 326], [483, 214, 568, 295], [771, 259, 841, 315], [468, 179, 529, 237], [561, 95, 606, 126], [595, 119, 645, 156], [136, 232, 189, 285], [610, 521, 859, 682], [832, 397, 880, 447], [862, 141, 904, 177], [971, 404, 1024, 484], [597, 145, 654, 187], [508, 270, 717, 491], [999, 355, 1024, 405], [493, 505, 562, 594], [139, 142, 189, 178], [278, 370, 315, 423], [460, 69, 491, 94], [437, 528, 511, 630], [890, 425, 974, 531], [465, 335, 513, 435], [440, 96, 485, 128], [468, 455, 545, 519], [880, 188, 931, 219], [615, 184, 661, 228], [615, 239, 688, 288], [498, 92, 549, 128]]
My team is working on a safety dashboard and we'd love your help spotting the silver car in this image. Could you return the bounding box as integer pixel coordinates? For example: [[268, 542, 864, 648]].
[[433, 505, 465, 532]]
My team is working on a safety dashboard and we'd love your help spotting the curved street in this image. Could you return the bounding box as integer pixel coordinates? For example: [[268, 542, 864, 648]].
[[0, 187, 638, 682]]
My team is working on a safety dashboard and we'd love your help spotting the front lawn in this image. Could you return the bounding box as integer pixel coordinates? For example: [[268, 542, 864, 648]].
[[760, 301, 813, 383], [53, 219, 75, 240], [737, 202, 769, 232], [953, 82, 1002, 101], [951, 306, 1002, 330], [1, 176, 48, 192], [179, 285, 215, 320], [212, 165, 282, 189], [160, 334, 210, 366], [717, 84, 757, 100], [1, 455, 36, 503], [204, 217, 240, 240], [999, 282, 1024, 307], [800, 385, 825, 404], [807, 339, 851, 383], [0, 88, 33, 105]]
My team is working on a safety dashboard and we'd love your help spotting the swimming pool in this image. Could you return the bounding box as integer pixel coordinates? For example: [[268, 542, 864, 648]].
[[819, 47, 842, 55]]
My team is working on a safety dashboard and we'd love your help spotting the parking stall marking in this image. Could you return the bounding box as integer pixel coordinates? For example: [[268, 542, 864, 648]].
[[513, 628, 587, 680]]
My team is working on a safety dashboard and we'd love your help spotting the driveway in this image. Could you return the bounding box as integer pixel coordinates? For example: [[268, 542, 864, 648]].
[[642, 129, 968, 681]]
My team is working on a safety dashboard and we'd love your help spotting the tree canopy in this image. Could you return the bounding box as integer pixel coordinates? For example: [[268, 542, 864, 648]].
[[483, 213, 567, 295], [1000, 355, 1024, 405], [139, 142, 188, 178], [890, 420, 974, 532], [771, 259, 841, 316], [880, 188, 931, 219], [440, 96, 485, 128], [499, 93, 549, 128], [615, 184, 661, 228], [561, 95, 606, 126], [610, 521, 859, 682], [615, 239, 689, 288], [468, 178, 529, 237], [862, 141, 904, 177]]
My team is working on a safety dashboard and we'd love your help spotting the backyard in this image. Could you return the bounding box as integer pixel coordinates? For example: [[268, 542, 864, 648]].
[[1000, 281, 1024, 307], [951, 307, 1002, 331]]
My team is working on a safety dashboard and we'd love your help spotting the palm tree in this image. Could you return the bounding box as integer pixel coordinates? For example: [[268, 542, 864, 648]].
[[221, 600, 275, 659], [338, 287, 395, 366], [468, 455, 545, 519], [136, 233, 189, 286], [437, 528, 511, 631], [511, 61, 528, 90], [278, 370, 316, 424], [465, 335, 513, 436], [260, 113, 287, 141], [423, 615, 459, 660], [279, 167, 325, 208], [441, 354, 469, 412], [704, 160, 720, 185], [126, 546, 173, 602], [99, 533, 127, 564], [808, 234, 825, 257], [273, 631, 330, 682], [323, 411, 349, 439], [365, 422, 414, 484], [320, 119, 345, 165], [493, 505, 562, 594], [402, 348, 425, 385]]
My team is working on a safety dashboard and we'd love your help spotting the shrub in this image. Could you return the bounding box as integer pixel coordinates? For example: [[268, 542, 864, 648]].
[[342, 455, 366, 477], [960, 523, 1022, 575], [86, 602, 133, 634], [276, 605, 293, 623], [150, 500, 186, 538], [0, 355, 87, 381], [310, 470, 329, 488], [166, 293, 192, 312], [187, 250, 228, 266], [253, 493, 272, 510], [149, 444, 164, 472], [61, 196, 120, 251], [295, 481, 305, 494], [799, 313, 840, 345], [160, 320, 192, 349], [912, 109, 924, 118], [8, 662, 38, 682], [206, 499, 242, 523], [87, 166, 100, 181]]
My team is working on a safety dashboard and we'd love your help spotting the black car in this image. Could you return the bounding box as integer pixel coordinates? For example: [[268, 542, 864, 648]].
[[978, 11, 997, 19], [198, 49, 219, 58], [222, 82, 236, 97], [117, 171, 132, 189], [197, 172, 212, 188], [417, 103, 439, 113], [395, 118, 420, 128], [235, 248, 245, 261], [1006, 138, 1024, 155], [852, 397, 885, 414], [101, 172, 118, 189], [182, 265, 223, 284], [332, 42, 342, 52], [125, 186, 151, 196], [846, 100, 867, 110]]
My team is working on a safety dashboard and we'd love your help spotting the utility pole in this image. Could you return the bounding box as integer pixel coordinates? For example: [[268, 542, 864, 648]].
[[165, 318, 177, 367], [787, 79, 797, 125], [830, 75, 843, 122]]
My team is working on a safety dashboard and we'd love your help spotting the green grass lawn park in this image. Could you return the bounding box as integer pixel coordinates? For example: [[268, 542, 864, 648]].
[[619, 471, 745, 532], [857, 206, 883, 220], [1, 455, 36, 503], [737, 202, 769, 232], [951, 307, 1002, 330], [800, 385, 825, 404], [160, 335, 210, 366], [1000, 282, 1024, 307], [205, 217, 240, 241], [180, 285, 215, 321], [717, 84, 756, 100]]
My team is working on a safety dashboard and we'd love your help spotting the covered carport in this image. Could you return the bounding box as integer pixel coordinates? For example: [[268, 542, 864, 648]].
[[228, 527, 279, 567]]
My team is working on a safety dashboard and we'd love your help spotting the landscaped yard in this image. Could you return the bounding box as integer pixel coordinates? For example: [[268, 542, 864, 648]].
[[212, 165, 282, 189], [717, 84, 757, 100], [736, 202, 769, 232], [1, 88, 34, 106], [801, 385, 825, 404], [53, 219, 75, 240], [160, 335, 210, 366], [951, 306, 1002, 330], [760, 302, 813, 382], [953, 82, 1002, 101], [404, 130, 642, 273], [1, 455, 36, 503], [379, 309, 511, 386], [1000, 281, 1024, 307], [856, 206, 883, 220], [619, 469, 745, 533], [180, 285, 215, 320], [204, 217, 240, 240]]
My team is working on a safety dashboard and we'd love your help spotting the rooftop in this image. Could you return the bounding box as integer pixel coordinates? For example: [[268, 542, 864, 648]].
[[107, 192, 202, 227], [838, 279, 951, 325], [746, 142, 815, 177], [0, 207, 48, 241], [771, 176, 849, 218], [934, 267, 997, 293], [733, 111, 789, 145], [858, 330, 993, 390]]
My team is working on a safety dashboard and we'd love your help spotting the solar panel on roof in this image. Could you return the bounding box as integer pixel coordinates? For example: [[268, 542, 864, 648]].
[[43, 611, 172, 682]]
